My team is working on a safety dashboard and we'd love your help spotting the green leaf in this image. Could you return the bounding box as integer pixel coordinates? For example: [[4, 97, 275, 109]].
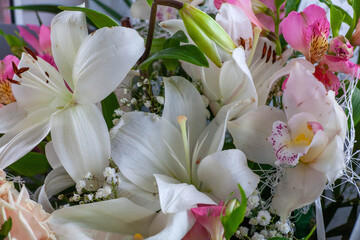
[[300, 225, 317, 240], [150, 38, 166, 55], [351, 87, 360, 127], [58, 6, 119, 28], [0, 217, 12, 239], [285, 0, 300, 17], [352, 0, 360, 31], [90, 0, 123, 21], [101, 92, 120, 130], [171, 30, 189, 43], [275, 0, 286, 10], [319, 0, 353, 30], [221, 184, 247, 240], [330, 5, 343, 37], [138, 45, 209, 70], [8, 152, 50, 176], [146, 0, 154, 7], [9, 4, 62, 14]]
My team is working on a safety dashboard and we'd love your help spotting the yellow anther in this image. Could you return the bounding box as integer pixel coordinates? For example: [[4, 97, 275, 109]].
[[133, 233, 144, 240], [294, 133, 312, 146]]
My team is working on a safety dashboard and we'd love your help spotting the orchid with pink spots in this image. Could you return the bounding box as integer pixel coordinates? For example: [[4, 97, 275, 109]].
[[228, 59, 347, 219]]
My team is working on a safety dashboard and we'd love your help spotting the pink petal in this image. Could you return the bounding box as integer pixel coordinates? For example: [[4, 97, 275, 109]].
[[313, 65, 340, 94], [183, 222, 210, 240], [307, 121, 324, 134], [39, 54, 57, 70], [1, 55, 19, 80], [39, 25, 52, 55], [320, 55, 360, 77], [350, 19, 360, 46], [18, 26, 42, 53], [27, 24, 41, 34], [302, 4, 327, 25], [280, 11, 309, 58]]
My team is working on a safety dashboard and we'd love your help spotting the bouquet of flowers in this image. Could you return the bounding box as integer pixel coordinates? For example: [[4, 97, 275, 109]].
[[0, 0, 359, 239]]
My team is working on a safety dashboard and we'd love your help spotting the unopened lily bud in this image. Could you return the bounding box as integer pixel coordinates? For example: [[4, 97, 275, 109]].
[[351, 19, 360, 46], [225, 198, 241, 216], [179, 3, 236, 67], [252, 0, 271, 15], [329, 35, 354, 59]]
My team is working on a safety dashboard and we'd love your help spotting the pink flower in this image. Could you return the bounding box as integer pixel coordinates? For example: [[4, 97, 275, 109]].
[[256, 0, 285, 32], [280, 4, 330, 63], [214, 0, 265, 29], [18, 24, 56, 68], [0, 170, 56, 239], [0, 55, 19, 105], [329, 35, 353, 60], [184, 203, 225, 240]]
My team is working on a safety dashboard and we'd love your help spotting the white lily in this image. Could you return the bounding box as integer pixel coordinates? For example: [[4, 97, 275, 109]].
[[228, 59, 347, 220], [160, 3, 292, 117], [110, 76, 259, 238], [0, 10, 144, 182]]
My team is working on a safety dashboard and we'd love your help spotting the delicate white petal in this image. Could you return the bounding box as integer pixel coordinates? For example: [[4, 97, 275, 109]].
[[50, 104, 110, 182], [271, 164, 327, 220], [50, 198, 155, 235], [51, 10, 88, 89], [0, 108, 52, 169], [12, 53, 72, 112], [249, 38, 293, 105], [198, 149, 260, 201], [0, 103, 26, 133], [73, 27, 145, 104], [154, 174, 215, 214], [116, 172, 160, 212], [216, 3, 253, 47], [219, 47, 257, 106], [228, 106, 286, 164], [163, 76, 207, 147], [45, 141, 62, 169], [38, 167, 74, 213], [130, 0, 151, 20], [310, 136, 345, 182], [147, 211, 195, 240], [110, 112, 188, 193], [159, 19, 187, 36]]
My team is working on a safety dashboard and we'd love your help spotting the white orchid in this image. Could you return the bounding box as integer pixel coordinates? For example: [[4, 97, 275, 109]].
[[0, 10, 144, 182], [109, 76, 259, 238], [228, 59, 347, 220]]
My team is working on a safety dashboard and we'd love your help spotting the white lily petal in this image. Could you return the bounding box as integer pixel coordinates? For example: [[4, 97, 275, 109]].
[[216, 3, 253, 46], [249, 38, 293, 105], [12, 53, 71, 112], [0, 103, 26, 133], [198, 149, 260, 200], [310, 136, 345, 182], [0, 108, 52, 169], [154, 174, 215, 214], [163, 76, 207, 147], [110, 112, 188, 193], [50, 104, 110, 182], [116, 172, 160, 212], [38, 167, 74, 213], [130, 0, 151, 20], [228, 106, 286, 164], [51, 10, 87, 89], [220, 47, 257, 107], [159, 19, 187, 36], [147, 211, 195, 240], [73, 27, 145, 104], [50, 198, 155, 235], [45, 141, 62, 169], [271, 164, 327, 220]]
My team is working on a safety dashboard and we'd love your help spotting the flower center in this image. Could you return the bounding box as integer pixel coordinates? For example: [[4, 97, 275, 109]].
[[309, 35, 328, 63], [177, 115, 192, 183]]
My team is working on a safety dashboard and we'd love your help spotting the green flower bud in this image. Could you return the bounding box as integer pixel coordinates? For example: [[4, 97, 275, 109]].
[[179, 4, 236, 67], [225, 198, 241, 216]]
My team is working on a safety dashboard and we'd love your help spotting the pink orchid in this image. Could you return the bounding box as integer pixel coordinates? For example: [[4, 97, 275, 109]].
[[280, 4, 330, 63], [0, 55, 19, 106], [214, 0, 265, 29], [184, 203, 225, 240], [18, 24, 56, 68]]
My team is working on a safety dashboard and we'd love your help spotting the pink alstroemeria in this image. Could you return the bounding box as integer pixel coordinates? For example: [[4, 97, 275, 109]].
[[18, 24, 56, 68], [255, 0, 285, 32], [214, 0, 265, 29], [280, 4, 330, 63], [0, 55, 19, 106], [350, 19, 360, 46], [184, 203, 225, 240]]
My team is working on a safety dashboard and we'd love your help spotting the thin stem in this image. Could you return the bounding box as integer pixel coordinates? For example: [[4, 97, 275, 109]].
[[137, 0, 184, 65]]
